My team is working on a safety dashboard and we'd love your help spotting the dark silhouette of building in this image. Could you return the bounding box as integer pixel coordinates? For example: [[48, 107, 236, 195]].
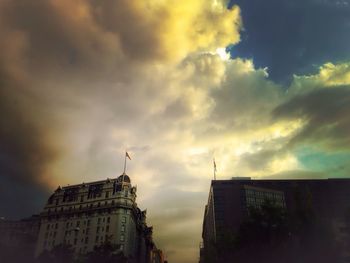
[[0, 215, 40, 261], [200, 178, 350, 263]]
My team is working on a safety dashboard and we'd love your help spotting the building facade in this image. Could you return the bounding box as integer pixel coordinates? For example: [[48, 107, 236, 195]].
[[200, 178, 350, 263], [0, 214, 40, 260], [35, 173, 161, 263]]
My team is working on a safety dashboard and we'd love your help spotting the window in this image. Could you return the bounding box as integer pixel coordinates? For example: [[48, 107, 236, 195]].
[[106, 226, 109, 232], [80, 195, 84, 202], [96, 227, 100, 233], [103, 218, 105, 223], [76, 221, 80, 227], [107, 217, 110, 223], [120, 234, 124, 242], [74, 238, 77, 245], [98, 218, 101, 224], [122, 217, 126, 223], [95, 236, 99, 242], [121, 225, 125, 232], [105, 191, 109, 198], [87, 184, 103, 199], [63, 187, 79, 202], [85, 237, 88, 244], [47, 224, 50, 230]]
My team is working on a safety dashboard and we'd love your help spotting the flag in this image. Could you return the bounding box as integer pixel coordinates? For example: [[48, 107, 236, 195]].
[[213, 158, 217, 172], [126, 151, 131, 160]]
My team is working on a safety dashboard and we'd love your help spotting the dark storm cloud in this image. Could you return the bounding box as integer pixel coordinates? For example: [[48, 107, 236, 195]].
[[0, 77, 54, 219], [0, 1, 244, 261], [229, 0, 350, 83], [0, 0, 149, 219], [273, 86, 350, 149]]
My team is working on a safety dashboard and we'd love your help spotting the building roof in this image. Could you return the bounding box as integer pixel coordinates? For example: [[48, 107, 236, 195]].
[[117, 173, 131, 184]]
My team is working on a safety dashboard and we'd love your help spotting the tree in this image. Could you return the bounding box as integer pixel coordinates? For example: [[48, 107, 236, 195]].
[[37, 244, 75, 263], [84, 241, 127, 263]]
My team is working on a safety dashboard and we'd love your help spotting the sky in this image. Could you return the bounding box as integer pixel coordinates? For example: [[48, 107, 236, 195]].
[[1, 0, 350, 262]]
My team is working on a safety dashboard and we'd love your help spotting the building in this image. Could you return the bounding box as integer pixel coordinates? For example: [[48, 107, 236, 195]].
[[0, 214, 40, 259], [35, 173, 162, 263], [151, 246, 165, 263], [200, 178, 350, 263]]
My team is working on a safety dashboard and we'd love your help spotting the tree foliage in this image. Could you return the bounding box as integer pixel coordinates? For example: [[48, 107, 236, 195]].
[[37, 244, 75, 263], [84, 242, 127, 263], [36, 241, 127, 263]]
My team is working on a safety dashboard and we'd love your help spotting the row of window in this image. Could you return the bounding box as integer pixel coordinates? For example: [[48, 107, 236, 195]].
[[44, 227, 125, 250], [47, 199, 131, 214], [49, 189, 130, 206], [245, 189, 284, 199], [46, 216, 111, 230], [45, 206, 130, 221]]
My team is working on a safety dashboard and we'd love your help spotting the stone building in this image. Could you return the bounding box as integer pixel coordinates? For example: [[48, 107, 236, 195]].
[[35, 173, 160, 263]]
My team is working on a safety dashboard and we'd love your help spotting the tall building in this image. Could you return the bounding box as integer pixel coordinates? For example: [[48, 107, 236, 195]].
[[200, 178, 350, 263], [35, 173, 161, 263]]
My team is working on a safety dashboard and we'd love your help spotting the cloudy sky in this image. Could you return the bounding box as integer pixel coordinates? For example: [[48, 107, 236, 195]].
[[1, 0, 350, 262]]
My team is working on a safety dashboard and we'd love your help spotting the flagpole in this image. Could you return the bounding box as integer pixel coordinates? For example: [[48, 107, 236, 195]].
[[213, 158, 217, 181], [122, 152, 127, 190], [123, 152, 127, 174]]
